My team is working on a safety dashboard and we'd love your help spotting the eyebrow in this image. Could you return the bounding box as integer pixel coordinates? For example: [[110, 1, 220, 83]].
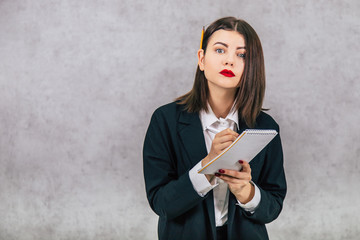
[[213, 42, 246, 50]]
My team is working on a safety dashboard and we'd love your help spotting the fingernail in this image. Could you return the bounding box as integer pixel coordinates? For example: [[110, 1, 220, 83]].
[[215, 173, 220, 177], [219, 169, 225, 173], [238, 160, 244, 164]]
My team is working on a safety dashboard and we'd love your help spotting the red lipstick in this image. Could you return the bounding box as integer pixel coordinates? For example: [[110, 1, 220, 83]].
[[220, 69, 235, 77]]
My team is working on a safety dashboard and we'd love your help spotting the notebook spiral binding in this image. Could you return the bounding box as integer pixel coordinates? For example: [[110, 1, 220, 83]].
[[245, 129, 277, 135]]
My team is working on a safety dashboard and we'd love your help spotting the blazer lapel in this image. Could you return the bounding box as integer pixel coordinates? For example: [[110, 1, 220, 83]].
[[177, 110, 208, 169], [177, 109, 220, 239]]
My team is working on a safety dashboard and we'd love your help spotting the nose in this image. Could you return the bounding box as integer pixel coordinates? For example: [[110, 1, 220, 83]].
[[224, 54, 234, 66]]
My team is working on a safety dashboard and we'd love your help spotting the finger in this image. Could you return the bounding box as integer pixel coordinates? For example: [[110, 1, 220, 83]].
[[216, 173, 250, 185], [216, 128, 239, 138], [213, 132, 238, 149], [214, 141, 235, 154], [218, 169, 251, 181], [212, 133, 236, 144], [213, 136, 237, 147], [212, 138, 233, 149], [213, 142, 236, 155], [239, 160, 251, 173], [217, 134, 238, 144]]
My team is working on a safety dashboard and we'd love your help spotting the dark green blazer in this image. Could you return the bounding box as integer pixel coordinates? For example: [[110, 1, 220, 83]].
[[143, 102, 286, 240]]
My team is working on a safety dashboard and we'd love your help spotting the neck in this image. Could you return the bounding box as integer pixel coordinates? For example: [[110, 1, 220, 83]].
[[208, 87, 236, 119]]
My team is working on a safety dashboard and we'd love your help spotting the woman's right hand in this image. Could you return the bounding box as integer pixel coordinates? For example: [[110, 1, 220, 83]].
[[201, 128, 239, 182]]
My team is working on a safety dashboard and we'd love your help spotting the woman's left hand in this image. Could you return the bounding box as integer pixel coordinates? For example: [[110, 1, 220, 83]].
[[215, 160, 255, 204]]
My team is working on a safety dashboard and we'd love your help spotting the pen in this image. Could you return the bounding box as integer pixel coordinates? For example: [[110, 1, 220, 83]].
[[206, 126, 239, 135], [206, 126, 220, 135]]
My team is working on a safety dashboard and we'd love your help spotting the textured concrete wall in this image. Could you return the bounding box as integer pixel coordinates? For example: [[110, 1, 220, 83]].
[[0, 0, 359, 239]]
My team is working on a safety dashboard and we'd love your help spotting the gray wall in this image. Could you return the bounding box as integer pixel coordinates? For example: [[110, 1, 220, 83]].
[[0, 0, 359, 239]]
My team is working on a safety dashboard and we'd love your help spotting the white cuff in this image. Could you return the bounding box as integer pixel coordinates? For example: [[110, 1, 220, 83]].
[[236, 181, 261, 213], [189, 161, 218, 197]]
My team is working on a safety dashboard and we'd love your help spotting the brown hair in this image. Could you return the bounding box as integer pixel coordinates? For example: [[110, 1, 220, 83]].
[[176, 17, 266, 128]]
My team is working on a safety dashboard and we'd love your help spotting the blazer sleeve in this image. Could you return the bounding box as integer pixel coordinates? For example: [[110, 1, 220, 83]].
[[143, 108, 204, 220], [242, 124, 287, 224]]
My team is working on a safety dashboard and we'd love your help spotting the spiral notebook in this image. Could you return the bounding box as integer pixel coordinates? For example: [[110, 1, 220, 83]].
[[198, 129, 278, 174]]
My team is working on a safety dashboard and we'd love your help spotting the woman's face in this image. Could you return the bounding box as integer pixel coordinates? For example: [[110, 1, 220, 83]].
[[198, 29, 246, 93]]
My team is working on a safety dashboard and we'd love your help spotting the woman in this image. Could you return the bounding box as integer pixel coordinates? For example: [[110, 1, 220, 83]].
[[143, 17, 286, 240]]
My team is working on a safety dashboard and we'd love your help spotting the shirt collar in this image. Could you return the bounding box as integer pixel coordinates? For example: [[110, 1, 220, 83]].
[[199, 102, 239, 131]]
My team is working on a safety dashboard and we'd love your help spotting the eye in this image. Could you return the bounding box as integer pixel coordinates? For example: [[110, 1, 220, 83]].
[[237, 53, 246, 58], [215, 49, 225, 54]]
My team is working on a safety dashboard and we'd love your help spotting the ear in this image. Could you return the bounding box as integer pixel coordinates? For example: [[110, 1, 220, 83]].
[[197, 49, 205, 71]]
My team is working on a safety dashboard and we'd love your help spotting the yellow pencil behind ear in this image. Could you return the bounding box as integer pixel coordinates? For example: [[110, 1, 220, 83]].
[[199, 26, 205, 49]]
